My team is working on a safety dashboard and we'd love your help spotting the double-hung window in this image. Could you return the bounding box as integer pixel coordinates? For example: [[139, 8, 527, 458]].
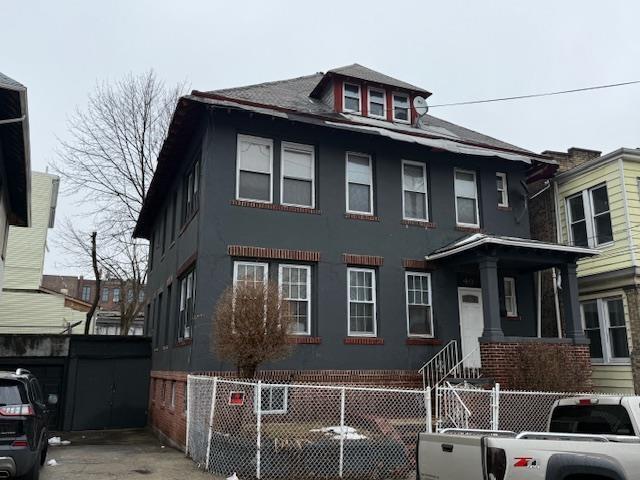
[[236, 135, 273, 203], [279, 265, 311, 335], [178, 267, 196, 340], [566, 184, 613, 247], [402, 160, 428, 221], [343, 83, 361, 113], [496, 172, 508, 207], [454, 168, 479, 227], [392, 93, 410, 123], [368, 87, 386, 119], [113, 288, 120, 303], [81, 286, 91, 302], [581, 297, 629, 363], [281, 142, 314, 208], [503, 277, 517, 317], [183, 159, 200, 222], [101, 288, 109, 302], [233, 261, 268, 289], [347, 268, 376, 336], [346, 152, 373, 215], [405, 272, 433, 337]]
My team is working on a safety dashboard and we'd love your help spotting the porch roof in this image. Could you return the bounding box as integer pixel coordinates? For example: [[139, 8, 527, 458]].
[[425, 233, 598, 263]]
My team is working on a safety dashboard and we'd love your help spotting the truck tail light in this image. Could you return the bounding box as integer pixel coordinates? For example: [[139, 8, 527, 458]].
[[576, 398, 599, 406], [0, 405, 34, 416], [485, 446, 506, 480], [11, 440, 28, 447]]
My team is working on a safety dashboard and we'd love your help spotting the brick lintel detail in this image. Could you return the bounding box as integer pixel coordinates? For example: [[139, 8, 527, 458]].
[[455, 225, 483, 233], [342, 253, 384, 266], [406, 338, 443, 346], [402, 259, 435, 271], [344, 213, 380, 222], [287, 336, 321, 345], [401, 219, 437, 229], [228, 245, 321, 262]]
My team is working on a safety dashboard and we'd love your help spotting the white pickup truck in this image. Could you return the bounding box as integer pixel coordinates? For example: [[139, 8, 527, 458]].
[[418, 396, 640, 480]]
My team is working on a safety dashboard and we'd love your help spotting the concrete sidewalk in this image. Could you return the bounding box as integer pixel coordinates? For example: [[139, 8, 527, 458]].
[[41, 429, 218, 480]]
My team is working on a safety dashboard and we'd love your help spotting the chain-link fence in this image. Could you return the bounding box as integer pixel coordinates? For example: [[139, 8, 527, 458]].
[[436, 383, 621, 433], [186, 375, 431, 479]]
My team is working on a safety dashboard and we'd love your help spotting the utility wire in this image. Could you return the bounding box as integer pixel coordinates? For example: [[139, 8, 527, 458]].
[[429, 80, 640, 108]]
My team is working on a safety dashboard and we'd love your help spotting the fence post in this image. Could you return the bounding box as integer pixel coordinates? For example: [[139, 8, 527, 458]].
[[491, 383, 500, 431], [185, 376, 191, 456], [434, 385, 440, 432], [338, 387, 346, 478], [424, 387, 432, 433], [256, 380, 262, 480], [205, 377, 218, 471]]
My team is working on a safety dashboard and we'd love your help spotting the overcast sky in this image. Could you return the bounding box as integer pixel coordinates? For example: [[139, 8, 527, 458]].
[[3, 0, 640, 275]]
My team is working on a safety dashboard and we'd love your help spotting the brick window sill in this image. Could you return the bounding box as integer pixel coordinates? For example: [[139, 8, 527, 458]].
[[287, 336, 321, 345], [497, 206, 512, 212], [175, 338, 193, 348], [401, 219, 437, 229], [503, 315, 521, 321], [231, 199, 321, 215], [406, 338, 443, 346], [455, 225, 483, 233], [344, 213, 380, 222], [344, 337, 384, 345]]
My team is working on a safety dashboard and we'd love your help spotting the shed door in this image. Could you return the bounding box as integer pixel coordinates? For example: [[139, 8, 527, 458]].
[[457, 288, 484, 368]]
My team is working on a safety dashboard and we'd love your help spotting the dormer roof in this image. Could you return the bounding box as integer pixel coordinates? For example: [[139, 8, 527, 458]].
[[310, 63, 431, 98]]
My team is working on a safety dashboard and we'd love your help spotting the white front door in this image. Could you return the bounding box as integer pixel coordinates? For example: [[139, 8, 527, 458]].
[[457, 288, 484, 368]]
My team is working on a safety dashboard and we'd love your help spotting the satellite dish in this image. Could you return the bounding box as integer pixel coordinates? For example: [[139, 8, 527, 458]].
[[413, 96, 428, 116]]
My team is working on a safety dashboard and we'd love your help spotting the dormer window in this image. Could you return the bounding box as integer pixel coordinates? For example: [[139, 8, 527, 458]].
[[392, 93, 410, 123], [368, 87, 386, 119], [343, 83, 361, 113]]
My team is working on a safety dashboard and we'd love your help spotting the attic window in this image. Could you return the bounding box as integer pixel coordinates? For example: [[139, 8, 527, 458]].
[[368, 87, 386, 119], [393, 93, 410, 123], [343, 83, 361, 113]]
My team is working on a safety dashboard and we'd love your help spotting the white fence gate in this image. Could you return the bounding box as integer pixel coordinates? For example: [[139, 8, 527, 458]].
[[186, 376, 431, 479]]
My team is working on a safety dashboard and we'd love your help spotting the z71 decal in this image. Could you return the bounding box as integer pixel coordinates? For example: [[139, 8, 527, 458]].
[[514, 457, 540, 469]]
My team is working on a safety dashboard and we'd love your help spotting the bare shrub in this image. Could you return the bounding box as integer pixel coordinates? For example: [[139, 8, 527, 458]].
[[212, 281, 293, 378]]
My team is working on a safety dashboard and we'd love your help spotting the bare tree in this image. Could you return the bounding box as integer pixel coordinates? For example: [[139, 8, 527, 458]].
[[213, 282, 294, 378], [84, 231, 101, 334], [54, 70, 187, 334]]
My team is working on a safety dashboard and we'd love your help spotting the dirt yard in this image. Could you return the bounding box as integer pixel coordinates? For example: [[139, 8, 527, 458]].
[[41, 429, 218, 480]]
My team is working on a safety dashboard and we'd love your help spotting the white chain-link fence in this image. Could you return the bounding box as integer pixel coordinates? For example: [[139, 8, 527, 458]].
[[186, 375, 431, 479], [436, 383, 621, 433]]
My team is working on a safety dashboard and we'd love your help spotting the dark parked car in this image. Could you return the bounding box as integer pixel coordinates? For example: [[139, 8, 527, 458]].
[[0, 369, 54, 479]]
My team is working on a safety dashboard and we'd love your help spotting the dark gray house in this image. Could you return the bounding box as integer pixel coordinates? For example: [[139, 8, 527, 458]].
[[134, 64, 596, 387], [0, 72, 31, 294]]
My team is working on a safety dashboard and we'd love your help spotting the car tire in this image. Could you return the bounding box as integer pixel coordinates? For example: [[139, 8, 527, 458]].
[[40, 443, 48, 466]]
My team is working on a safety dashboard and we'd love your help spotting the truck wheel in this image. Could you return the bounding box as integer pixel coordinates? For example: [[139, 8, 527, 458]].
[[40, 443, 48, 466]]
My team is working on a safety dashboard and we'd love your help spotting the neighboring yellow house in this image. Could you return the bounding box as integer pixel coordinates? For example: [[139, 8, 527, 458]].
[[0, 171, 89, 333], [554, 148, 640, 394]]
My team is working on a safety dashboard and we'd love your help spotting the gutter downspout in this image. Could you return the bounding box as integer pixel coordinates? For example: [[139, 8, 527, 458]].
[[552, 180, 563, 338]]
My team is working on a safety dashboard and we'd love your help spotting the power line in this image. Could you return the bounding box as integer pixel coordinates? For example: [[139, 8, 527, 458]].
[[429, 80, 640, 108]]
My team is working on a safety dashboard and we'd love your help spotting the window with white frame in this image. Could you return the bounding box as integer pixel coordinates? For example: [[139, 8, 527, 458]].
[[581, 297, 629, 363], [279, 265, 311, 335], [178, 267, 196, 340], [346, 152, 373, 214], [566, 184, 613, 247], [392, 93, 410, 123], [503, 277, 517, 317], [496, 172, 508, 207], [405, 272, 433, 337], [368, 87, 386, 119], [454, 169, 479, 227], [236, 135, 273, 203], [255, 385, 288, 414], [343, 83, 361, 113], [402, 160, 428, 220], [233, 261, 268, 289], [347, 268, 376, 336], [281, 142, 314, 208]]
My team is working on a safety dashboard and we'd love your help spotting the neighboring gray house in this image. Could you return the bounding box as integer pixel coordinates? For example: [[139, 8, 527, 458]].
[[134, 64, 596, 387], [0, 72, 31, 294]]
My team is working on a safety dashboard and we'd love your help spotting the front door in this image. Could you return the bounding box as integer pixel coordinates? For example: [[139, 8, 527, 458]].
[[457, 288, 484, 368]]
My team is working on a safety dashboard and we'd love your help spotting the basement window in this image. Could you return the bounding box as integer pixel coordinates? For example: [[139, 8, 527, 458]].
[[256, 385, 288, 414]]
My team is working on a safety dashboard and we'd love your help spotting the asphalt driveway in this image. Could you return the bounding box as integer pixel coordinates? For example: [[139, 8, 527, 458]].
[[41, 429, 217, 480]]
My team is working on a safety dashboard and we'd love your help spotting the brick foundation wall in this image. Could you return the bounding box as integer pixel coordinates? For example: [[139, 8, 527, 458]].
[[480, 340, 593, 391], [624, 286, 640, 394], [148, 369, 423, 449]]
